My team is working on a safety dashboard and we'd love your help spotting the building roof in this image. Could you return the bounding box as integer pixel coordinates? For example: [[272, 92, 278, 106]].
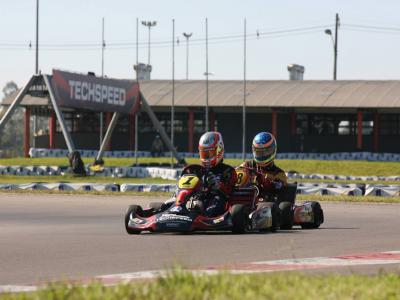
[[139, 80, 400, 109], [3, 79, 400, 109]]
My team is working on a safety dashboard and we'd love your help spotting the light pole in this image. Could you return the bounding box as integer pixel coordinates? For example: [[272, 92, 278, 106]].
[[183, 32, 192, 80], [100, 17, 105, 146], [242, 18, 247, 161], [325, 13, 340, 80], [35, 0, 39, 74], [171, 19, 175, 166], [141, 20, 157, 66], [205, 18, 209, 132], [33, 0, 39, 148]]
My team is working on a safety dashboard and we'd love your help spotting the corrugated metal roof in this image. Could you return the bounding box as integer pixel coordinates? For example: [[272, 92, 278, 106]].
[[140, 80, 400, 108], [3, 80, 400, 108]]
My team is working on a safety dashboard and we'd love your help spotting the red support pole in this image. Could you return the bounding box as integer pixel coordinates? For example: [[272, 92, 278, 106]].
[[373, 112, 380, 152], [49, 111, 56, 149], [210, 111, 216, 131], [24, 108, 30, 158], [129, 114, 135, 151], [188, 110, 194, 152], [272, 110, 278, 138], [291, 112, 297, 136], [357, 111, 363, 150]]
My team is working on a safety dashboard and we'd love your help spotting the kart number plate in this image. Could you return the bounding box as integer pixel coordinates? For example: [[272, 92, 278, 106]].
[[178, 175, 199, 189]]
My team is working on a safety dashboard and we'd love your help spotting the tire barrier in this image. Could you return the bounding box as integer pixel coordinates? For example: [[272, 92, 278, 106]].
[[0, 166, 62, 176], [287, 172, 400, 182], [120, 184, 176, 192], [0, 182, 399, 196], [0, 183, 120, 192], [2, 164, 400, 184], [0, 166, 181, 180], [2, 165, 400, 183], [297, 183, 364, 196], [29, 148, 400, 162]]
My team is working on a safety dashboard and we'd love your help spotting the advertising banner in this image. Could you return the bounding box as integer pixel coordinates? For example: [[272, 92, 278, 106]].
[[51, 69, 140, 114]]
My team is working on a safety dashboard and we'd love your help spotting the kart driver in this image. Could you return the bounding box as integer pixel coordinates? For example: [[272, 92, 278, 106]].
[[239, 131, 287, 199], [182, 131, 237, 217]]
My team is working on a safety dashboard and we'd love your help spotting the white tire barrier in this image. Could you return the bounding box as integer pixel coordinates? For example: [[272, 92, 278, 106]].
[[28, 148, 400, 162], [120, 184, 176, 193], [0, 181, 399, 197], [2, 164, 400, 183], [364, 185, 400, 197]]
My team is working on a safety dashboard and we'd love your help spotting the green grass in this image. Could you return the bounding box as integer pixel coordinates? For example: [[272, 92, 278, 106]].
[[0, 157, 400, 176], [1, 271, 400, 300]]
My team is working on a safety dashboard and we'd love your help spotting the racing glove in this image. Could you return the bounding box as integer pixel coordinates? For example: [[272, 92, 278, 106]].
[[273, 180, 283, 190], [206, 173, 222, 191]]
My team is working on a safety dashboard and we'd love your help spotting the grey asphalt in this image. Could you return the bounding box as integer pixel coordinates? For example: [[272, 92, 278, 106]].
[[0, 193, 399, 285]]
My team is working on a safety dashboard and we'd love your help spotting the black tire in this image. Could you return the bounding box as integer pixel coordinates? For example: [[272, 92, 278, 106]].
[[258, 202, 279, 232], [279, 201, 294, 230], [125, 205, 143, 234], [231, 204, 249, 234], [301, 201, 324, 229]]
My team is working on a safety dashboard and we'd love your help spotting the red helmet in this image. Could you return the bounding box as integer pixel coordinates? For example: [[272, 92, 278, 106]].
[[198, 131, 224, 168]]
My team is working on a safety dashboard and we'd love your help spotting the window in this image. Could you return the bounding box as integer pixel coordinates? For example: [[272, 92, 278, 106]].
[[297, 114, 374, 136]]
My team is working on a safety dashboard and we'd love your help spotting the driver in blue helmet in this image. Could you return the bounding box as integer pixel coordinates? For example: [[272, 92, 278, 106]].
[[239, 131, 287, 198]]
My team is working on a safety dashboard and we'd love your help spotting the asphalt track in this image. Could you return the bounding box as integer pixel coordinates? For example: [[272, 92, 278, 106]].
[[0, 193, 400, 286]]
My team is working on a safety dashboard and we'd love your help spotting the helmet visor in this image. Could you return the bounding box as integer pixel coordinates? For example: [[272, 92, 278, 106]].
[[199, 148, 216, 161], [252, 146, 275, 163]]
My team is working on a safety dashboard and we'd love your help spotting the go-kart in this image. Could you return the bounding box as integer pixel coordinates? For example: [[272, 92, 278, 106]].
[[235, 166, 324, 230], [125, 165, 279, 234]]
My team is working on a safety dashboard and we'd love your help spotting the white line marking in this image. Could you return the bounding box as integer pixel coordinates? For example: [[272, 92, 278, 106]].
[[2, 250, 400, 294]]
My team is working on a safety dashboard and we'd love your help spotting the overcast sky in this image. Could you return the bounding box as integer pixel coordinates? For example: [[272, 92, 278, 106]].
[[2, 0, 400, 98]]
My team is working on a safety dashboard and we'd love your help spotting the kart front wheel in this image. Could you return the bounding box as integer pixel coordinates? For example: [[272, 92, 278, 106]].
[[125, 205, 143, 234], [231, 204, 249, 234]]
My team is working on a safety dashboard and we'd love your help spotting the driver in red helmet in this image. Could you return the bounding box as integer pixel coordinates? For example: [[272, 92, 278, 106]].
[[182, 131, 237, 217]]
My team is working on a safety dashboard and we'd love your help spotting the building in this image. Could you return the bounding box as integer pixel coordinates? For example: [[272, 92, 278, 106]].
[[3, 79, 400, 155]]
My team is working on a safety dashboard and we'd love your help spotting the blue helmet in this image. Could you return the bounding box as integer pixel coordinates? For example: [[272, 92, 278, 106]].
[[252, 132, 277, 166]]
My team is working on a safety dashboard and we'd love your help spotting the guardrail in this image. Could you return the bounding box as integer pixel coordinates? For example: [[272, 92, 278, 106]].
[[0, 182, 399, 197], [1, 165, 400, 183]]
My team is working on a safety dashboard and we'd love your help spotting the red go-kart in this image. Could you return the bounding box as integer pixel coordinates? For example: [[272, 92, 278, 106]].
[[125, 165, 280, 234]]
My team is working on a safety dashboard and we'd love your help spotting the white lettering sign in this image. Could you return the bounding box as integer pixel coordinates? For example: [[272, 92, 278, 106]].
[[68, 80, 127, 107]]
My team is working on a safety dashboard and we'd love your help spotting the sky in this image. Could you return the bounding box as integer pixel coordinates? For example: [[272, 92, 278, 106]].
[[2, 0, 400, 98]]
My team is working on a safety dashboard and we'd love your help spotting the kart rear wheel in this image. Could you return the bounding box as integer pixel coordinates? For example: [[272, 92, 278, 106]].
[[301, 201, 324, 229], [279, 201, 294, 230], [231, 204, 249, 234], [125, 205, 143, 234]]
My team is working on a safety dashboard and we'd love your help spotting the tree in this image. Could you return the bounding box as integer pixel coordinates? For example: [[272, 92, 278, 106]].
[[0, 81, 23, 156], [2, 81, 18, 100]]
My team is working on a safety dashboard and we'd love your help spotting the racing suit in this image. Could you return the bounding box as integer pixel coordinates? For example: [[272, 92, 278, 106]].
[[181, 162, 237, 217], [239, 160, 287, 200]]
